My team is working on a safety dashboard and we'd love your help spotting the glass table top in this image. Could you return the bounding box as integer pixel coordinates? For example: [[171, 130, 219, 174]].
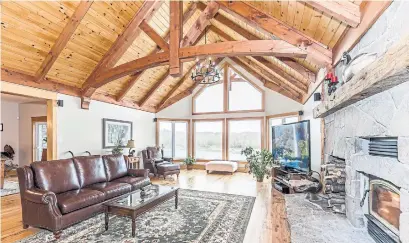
[[105, 184, 178, 209]]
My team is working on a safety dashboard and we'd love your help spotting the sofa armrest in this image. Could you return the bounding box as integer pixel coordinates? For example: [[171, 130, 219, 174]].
[[25, 189, 57, 205], [128, 169, 149, 178]]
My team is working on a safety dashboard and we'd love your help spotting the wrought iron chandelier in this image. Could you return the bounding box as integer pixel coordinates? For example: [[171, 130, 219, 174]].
[[191, 27, 221, 84]]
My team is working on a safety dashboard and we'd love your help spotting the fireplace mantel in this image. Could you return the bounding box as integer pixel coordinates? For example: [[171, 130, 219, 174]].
[[313, 35, 409, 119]]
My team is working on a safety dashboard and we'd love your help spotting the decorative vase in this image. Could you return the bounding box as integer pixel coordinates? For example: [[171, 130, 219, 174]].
[[257, 176, 264, 182], [187, 164, 193, 170]]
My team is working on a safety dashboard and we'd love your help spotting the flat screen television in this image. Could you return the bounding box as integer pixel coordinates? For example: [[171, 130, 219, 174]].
[[271, 120, 311, 172]]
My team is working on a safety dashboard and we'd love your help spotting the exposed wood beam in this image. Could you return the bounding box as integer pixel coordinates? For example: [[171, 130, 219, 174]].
[[1, 69, 155, 113], [169, 1, 183, 77], [181, 2, 219, 47], [280, 58, 316, 84], [300, 1, 361, 27], [332, 1, 392, 65], [251, 57, 308, 93], [216, 1, 332, 66], [156, 74, 187, 109], [92, 40, 307, 88], [81, 1, 163, 95], [116, 72, 143, 102], [139, 20, 169, 51], [115, 3, 198, 102], [159, 89, 192, 111], [34, 1, 93, 82], [209, 18, 315, 86], [138, 70, 170, 107], [230, 57, 302, 103]]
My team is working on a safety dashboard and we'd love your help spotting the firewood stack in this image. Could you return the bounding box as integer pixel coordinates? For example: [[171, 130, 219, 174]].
[[321, 156, 346, 214]]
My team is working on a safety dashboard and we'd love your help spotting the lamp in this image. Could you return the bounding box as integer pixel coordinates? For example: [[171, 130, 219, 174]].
[[126, 139, 136, 157]]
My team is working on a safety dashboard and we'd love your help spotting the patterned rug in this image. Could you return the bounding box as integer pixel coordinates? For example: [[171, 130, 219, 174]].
[[18, 189, 255, 243], [285, 194, 374, 243], [0, 180, 20, 197]]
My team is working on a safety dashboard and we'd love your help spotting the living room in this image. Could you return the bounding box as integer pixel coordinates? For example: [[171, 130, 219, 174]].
[[1, 1, 408, 243]]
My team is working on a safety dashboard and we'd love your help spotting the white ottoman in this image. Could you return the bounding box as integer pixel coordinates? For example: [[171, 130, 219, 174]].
[[205, 161, 238, 174]]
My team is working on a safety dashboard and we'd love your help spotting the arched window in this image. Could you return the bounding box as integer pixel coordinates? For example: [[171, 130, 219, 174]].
[[192, 64, 264, 114]]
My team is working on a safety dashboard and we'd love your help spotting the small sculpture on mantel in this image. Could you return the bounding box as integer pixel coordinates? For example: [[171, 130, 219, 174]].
[[340, 51, 377, 84], [325, 72, 339, 96]]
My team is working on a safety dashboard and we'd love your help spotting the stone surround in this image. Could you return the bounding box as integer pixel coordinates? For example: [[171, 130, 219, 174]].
[[323, 81, 409, 243]]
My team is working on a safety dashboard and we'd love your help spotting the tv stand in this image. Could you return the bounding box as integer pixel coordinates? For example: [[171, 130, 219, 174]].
[[272, 167, 307, 194]]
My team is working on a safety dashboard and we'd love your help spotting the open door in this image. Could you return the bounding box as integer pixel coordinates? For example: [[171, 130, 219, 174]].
[[32, 117, 47, 162]]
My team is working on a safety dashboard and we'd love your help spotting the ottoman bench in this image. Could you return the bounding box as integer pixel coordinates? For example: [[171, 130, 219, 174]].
[[205, 161, 238, 174]]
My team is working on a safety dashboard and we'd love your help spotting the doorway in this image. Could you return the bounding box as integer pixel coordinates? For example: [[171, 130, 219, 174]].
[[32, 117, 47, 162]]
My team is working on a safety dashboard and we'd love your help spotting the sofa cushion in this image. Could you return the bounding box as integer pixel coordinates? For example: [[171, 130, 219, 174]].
[[56, 188, 105, 214], [87, 182, 131, 200], [157, 163, 180, 173], [73, 156, 107, 187], [112, 176, 151, 190], [31, 159, 81, 194], [102, 155, 128, 181]]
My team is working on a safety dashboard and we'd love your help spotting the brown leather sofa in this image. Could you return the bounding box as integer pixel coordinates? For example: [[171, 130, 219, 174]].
[[17, 154, 150, 239]]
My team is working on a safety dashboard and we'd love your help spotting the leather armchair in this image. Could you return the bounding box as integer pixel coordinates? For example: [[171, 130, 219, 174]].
[[142, 147, 180, 178]]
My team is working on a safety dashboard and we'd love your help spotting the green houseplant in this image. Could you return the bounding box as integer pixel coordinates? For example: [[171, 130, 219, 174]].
[[241, 147, 274, 182], [183, 156, 196, 170]]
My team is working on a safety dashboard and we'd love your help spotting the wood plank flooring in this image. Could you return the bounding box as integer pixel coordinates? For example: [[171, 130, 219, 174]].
[[1, 170, 290, 243]]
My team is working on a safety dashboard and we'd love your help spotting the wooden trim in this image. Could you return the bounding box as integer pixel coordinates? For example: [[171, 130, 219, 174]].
[[139, 20, 169, 51], [216, 1, 332, 66], [81, 0, 163, 95], [90, 40, 307, 88], [34, 1, 93, 82], [332, 1, 392, 65], [300, 1, 361, 27], [46, 100, 57, 160], [31, 116, 47, 163], [169, 0, 183, 76]]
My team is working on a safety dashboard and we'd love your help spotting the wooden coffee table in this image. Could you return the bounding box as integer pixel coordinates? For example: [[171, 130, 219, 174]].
[[103, 184, 179, 237]]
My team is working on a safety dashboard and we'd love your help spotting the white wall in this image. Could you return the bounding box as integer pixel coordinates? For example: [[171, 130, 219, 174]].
[[56, 94, 156, 160], [301, 84, 323, 173], [1, 101, 20, 165], [19, 103, 47, 166]]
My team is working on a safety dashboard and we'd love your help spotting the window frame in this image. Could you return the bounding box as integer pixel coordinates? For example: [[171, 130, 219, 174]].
[[156, 118, 191, 161], [265, 112, 301, 151], [226, 117, 264, 162], [192, 64, 265, 115], [192, 118, 226, 161]]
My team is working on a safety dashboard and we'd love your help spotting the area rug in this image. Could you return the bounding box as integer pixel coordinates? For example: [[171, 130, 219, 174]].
[[0, 180, 20, 197], [285, 194, 374, 243], [18, 189, 255, 243]]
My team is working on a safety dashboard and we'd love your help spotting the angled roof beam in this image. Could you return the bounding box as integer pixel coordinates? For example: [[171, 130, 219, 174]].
[[34, 1, 93, 82], [169, 1, 183, 76], [138, 70, 170, 107], [81, 1, 163, 96], [208, 14, 315, 86], [116, 3, 198, 102], [279, 58, 316, 84], [92, 40, 307, 87], [139, 20, 169, 51], [216, 1, 332, 66], [300, 1, 361, 27], [181, 2, 219, 47]]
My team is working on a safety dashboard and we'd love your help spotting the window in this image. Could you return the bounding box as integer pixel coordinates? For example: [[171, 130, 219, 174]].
[[193, 83, 224, 113], [228, 68, 263, 111], [192, 64, 264, 114], [158, 120, 189, 159], [228, 119, 262, 161], [194, 120, 224, 160]]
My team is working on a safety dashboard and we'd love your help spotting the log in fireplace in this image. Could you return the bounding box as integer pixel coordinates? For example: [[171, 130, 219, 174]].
[[366, 176, 400, 243]]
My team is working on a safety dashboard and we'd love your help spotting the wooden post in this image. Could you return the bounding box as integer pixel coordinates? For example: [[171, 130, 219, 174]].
[[47, 100, 57, 160], [169, 1, 183, 76]]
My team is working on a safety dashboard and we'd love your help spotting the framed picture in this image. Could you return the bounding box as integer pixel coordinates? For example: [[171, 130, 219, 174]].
[[103, 119, 133, 148]]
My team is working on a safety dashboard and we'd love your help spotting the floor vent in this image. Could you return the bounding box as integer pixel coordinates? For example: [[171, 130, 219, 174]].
[[369, 137, 398, 158]]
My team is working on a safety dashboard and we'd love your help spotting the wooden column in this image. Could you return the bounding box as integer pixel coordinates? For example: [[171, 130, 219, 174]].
[[169, 1, 183, 76], [46, 100, 57, 160]]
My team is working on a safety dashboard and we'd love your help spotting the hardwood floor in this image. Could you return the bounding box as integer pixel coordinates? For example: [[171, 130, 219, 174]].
[[1, 170, 290, 243]]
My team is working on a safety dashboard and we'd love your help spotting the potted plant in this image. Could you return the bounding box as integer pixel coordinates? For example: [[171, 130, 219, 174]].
[[183, 156, 196, 170], [241, 147, 274, 182]]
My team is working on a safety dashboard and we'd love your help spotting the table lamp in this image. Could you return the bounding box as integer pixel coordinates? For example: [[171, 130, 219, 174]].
[[126, 139, 136, 156]]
